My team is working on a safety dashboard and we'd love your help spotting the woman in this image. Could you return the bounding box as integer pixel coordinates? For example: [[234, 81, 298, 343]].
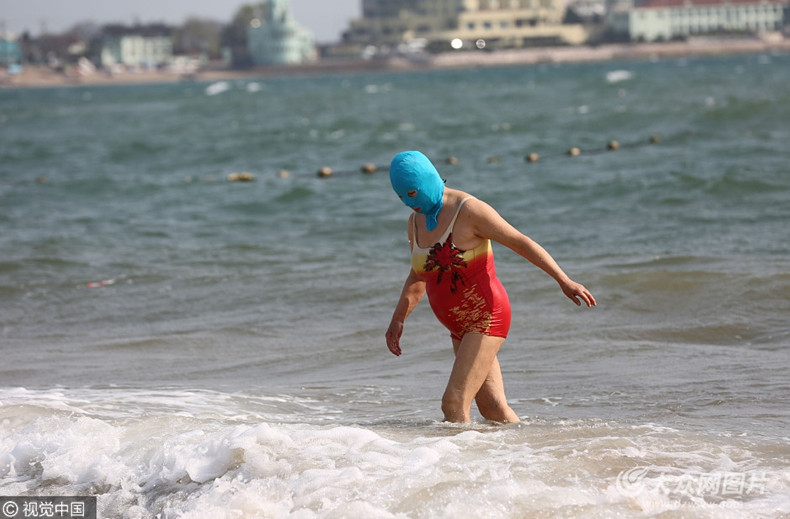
[[385, 151, 596, 423]]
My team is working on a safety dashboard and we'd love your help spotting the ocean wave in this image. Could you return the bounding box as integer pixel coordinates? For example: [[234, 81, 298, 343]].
[[591, 256, 790, 346], [1, 388, 789, 518]]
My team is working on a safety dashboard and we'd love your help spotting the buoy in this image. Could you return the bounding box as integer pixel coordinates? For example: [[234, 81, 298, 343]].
[[317, 167, 333, 178], [607, 140, 620, 150], [649, 135, 661, 144], [445, 156, 459, 165], [568, 147, 581, 157], [361, 163, 377, 174], [277, 169, 291, 179], [525, 153, 540, 163], [227, 172, 255, 182]]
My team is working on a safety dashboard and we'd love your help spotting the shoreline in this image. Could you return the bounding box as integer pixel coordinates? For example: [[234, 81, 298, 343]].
[[2, 38, 789, 89]]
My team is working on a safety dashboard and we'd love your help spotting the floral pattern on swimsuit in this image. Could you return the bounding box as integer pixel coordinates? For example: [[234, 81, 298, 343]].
[[424, 233, 467, 293]]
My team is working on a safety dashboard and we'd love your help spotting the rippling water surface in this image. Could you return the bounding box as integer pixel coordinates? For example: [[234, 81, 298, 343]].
[[1, 52, 790, 517]]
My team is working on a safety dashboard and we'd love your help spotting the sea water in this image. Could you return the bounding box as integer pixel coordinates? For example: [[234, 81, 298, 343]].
[[1, 53, 790, 517]]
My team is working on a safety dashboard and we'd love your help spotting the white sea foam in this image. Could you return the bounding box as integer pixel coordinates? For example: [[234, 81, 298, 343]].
[[205, 81, 231, 96], [2, 388, 789, 518], [606, 69, 633, 83]]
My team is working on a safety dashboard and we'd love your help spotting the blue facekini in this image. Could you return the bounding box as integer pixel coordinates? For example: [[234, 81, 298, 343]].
[[389, 151, 445, 231]]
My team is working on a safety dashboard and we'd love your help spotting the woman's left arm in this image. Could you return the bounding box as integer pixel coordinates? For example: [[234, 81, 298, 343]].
[[466, 199, 597, 307]]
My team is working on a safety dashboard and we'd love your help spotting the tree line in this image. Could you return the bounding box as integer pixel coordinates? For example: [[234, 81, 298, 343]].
[[16, 2, 271, 68]]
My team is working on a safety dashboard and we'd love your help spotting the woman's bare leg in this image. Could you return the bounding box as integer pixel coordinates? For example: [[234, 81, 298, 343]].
[[442, 333, 516, 423], [474, 355, 520, 423]]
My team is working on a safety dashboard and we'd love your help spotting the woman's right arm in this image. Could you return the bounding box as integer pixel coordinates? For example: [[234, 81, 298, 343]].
[[386, 214, 426, 356], [385, 268, 426, 357]]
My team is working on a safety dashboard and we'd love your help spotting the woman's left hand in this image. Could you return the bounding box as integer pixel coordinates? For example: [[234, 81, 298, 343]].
[[561, 280, 597, 308]]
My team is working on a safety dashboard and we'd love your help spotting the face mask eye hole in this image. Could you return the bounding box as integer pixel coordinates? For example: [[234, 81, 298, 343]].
[[407, 190, 418, 198]]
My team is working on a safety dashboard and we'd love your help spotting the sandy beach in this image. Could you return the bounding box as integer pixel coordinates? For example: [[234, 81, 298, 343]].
[[2, 37, 788, 89]]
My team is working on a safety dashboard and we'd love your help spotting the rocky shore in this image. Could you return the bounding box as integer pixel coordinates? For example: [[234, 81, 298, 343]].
[[2, 37, 788, 89]]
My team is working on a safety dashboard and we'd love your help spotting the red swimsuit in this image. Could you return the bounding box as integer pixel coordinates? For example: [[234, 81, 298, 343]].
[[411, 198, 511, 341]]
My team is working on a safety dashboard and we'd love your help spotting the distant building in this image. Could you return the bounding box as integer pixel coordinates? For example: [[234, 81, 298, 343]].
[[0, 37, 22, 65], [607, 0, 787, 42], [565, 0, 607, 23], [247, 0, 316, 66], [100, 25, 173, 68], [345, 0, 589, 51]]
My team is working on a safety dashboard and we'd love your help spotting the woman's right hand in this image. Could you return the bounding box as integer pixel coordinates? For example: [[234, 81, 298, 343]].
[[385, 320, 404, 356]]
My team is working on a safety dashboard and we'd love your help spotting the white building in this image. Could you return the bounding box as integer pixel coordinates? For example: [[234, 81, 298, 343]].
[[608, 0, 787, 42], [100, 29, 173, 68], [247, 0, 316, 66]]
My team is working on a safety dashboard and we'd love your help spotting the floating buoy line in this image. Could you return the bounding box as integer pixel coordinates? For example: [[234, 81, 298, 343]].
[[29, 135, 662, 186], [521, 134, 661, 163], [163, 134, 664, 183], [296, 134, 662, 180]]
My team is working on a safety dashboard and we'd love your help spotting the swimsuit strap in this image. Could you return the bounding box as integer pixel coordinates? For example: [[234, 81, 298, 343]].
[[413, 197, 474, 251], [440, 196, 473, 243]]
